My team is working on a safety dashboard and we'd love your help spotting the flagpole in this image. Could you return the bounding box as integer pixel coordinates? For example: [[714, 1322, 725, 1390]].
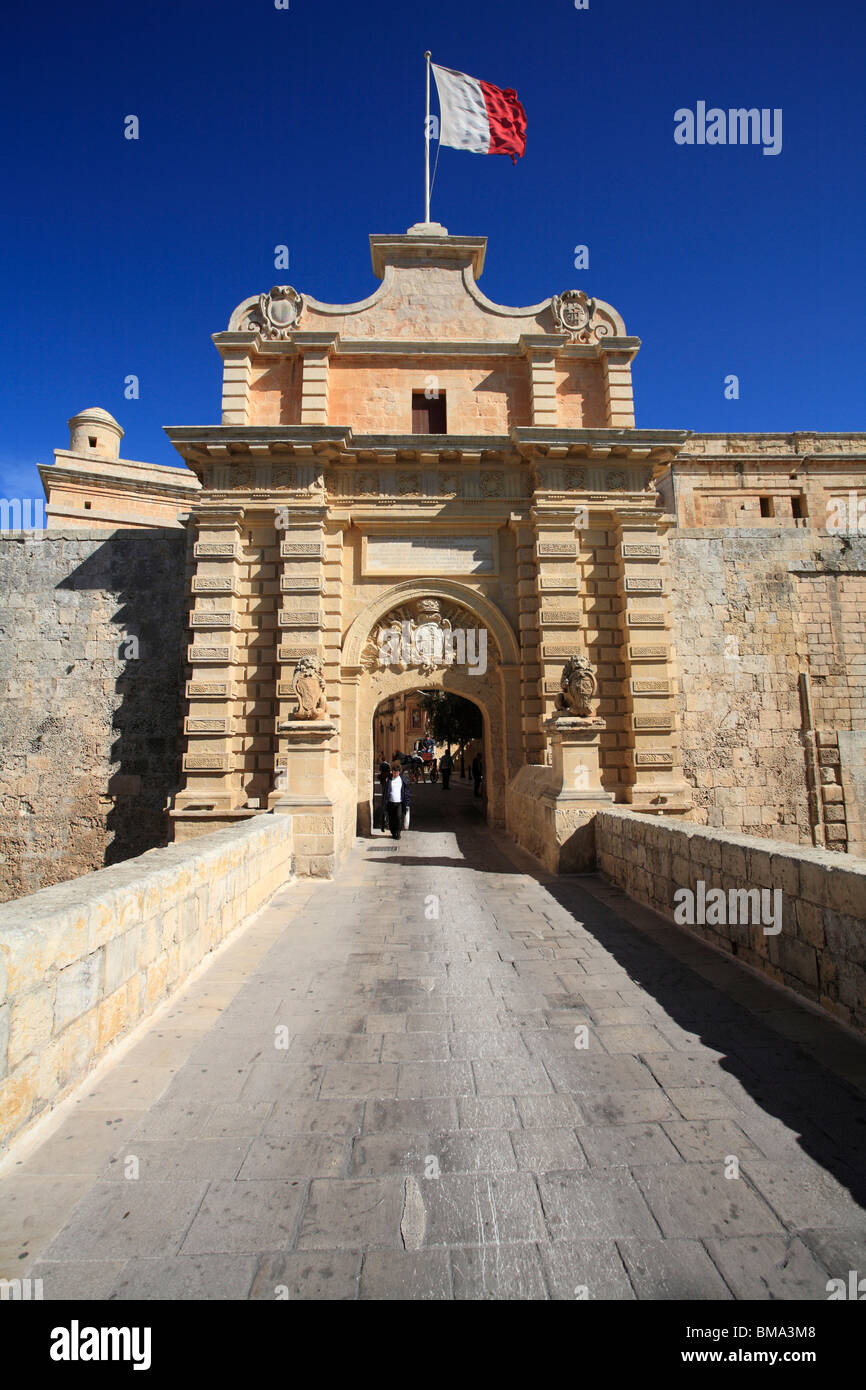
[[424, 51, 432, 223]]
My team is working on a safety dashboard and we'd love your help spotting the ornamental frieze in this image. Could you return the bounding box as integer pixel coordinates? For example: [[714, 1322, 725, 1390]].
[[624, 577, 664, 593], [281, 541, 325, 559], [621, 544, 661, 559], [184, 717, 231, 735], [186, 681, 231, 698], [480, 471, 505, 498], [630, 679, 671, 695], [537, 542, 577, 557], [627, 611, 667, 626], [277, 643, 321, 662], [634, 714, 674, 730], [629, 645, 669, 660], [187, 645, 236, 664], [193, 542, 239, 559]]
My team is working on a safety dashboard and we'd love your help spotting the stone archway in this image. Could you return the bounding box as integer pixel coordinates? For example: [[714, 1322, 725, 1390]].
[[341, 580, 522, 835]]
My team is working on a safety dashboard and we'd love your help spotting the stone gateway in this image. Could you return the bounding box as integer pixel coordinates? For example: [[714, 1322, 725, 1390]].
[[3, 219, 864, 891]]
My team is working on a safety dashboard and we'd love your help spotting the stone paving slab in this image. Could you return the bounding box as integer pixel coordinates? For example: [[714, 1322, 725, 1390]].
[[3, 780, 866, 1299]]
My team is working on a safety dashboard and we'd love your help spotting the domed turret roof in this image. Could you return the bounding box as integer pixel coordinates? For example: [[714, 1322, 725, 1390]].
[[69, 406, 122, 427]]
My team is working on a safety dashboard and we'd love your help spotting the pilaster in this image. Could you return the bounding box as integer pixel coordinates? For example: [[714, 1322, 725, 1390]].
[[175, 508, 246, 814], [299, 336, 337, 425], [220, 350, 253, 426], [603, 352, 636, 428], [520, 337, 561, 428], [612, 512, 692, 812], [510, 515, 544, 762], [271, 509, 329, 805]]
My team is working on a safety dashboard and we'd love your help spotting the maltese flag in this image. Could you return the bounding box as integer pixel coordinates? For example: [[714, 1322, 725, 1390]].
[[431, 63, 527, 162]]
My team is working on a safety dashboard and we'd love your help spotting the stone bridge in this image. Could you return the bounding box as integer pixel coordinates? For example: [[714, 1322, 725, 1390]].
[[1, 782, 865, 1301]]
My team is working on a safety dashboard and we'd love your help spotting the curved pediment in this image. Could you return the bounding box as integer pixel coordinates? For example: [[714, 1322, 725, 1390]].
[[225, 225, 629, 344]]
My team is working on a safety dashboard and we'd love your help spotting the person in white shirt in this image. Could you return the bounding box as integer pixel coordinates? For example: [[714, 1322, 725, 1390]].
[[385, 761, 410, 839]]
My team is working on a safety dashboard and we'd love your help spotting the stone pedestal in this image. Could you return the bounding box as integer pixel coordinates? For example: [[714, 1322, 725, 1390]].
[[271, 719, 339, 877], [544, 715, 614, 803], [535, 715, 615, 872]]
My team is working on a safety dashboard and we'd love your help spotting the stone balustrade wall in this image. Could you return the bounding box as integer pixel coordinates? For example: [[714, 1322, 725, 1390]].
[[595, 807, 866, 1034], [0, 815, 293, 1155]]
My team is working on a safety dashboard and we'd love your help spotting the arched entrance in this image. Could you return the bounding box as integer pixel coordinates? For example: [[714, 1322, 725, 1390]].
[[370, 687, 485, 833], [341, 580, 522, 836]]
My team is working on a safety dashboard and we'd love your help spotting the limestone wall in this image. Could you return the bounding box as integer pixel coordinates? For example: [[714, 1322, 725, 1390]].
[[669, 529, 866, 850], [0, 814, 294, 1155], [595, 807, 866, 1035], [506, 767, 596, 873], [0, 530, 188, 902]]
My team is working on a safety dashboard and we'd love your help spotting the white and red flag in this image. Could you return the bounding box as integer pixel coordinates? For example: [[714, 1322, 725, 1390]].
[[431, 62, 527, 163]]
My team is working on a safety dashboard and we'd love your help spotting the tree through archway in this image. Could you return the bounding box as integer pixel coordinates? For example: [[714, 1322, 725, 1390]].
[[419, 691, 483, 779]]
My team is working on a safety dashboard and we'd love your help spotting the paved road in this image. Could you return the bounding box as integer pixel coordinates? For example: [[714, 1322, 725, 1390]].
[[3, 780, 866, 1300]]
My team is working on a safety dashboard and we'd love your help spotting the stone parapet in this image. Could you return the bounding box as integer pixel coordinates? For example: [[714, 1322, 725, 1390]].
[[595, 807, 866, 1034], [0, 814, 294, 1155]]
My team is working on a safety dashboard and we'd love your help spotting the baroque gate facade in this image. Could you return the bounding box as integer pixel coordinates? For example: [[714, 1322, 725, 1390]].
[[165, 224, 694, 874]]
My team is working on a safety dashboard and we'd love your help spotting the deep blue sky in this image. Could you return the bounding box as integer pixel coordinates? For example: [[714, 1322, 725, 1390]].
[[2, 0, 864, 498]]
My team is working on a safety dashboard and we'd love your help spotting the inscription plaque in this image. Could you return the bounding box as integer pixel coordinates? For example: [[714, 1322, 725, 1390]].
[[366, 534, 495, 574]]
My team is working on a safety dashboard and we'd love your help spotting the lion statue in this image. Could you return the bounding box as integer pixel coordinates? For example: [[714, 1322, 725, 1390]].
[[292, 656, 329, 720], [556, 653, 597, 717]]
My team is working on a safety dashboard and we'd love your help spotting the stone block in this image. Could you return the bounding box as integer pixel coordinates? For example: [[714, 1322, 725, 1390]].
[[57, 1007, 99, 1086], [55, 952, 103, 1033], [770, 934, 819, 989], [9, 983, 55, 1068], [0, 1000, 9, 1079], [0, 924, 47, 995], [825, 865, 866, 917], [823, 910, 866, 967], [836, 959, 866, 1010], [97, 979, 137, 1053], [795, 899, 825, 949], [744, 848, 775, 889], [768, 852, 800, 897], [0, 1056, 38, 1143], [798, 858, 833, 908]]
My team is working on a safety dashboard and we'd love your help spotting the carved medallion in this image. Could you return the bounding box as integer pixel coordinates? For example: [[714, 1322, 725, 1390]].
[[242, 285, 305, 339], [551, 290, 612, 343], [361, 597, 489, 676]]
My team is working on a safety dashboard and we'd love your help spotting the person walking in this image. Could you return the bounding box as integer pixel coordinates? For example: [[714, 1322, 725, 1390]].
[[472, 752, 483, 797], [385, 760, 410, 839], [377, 755, 391, 832], [440, 748, 453, 790]]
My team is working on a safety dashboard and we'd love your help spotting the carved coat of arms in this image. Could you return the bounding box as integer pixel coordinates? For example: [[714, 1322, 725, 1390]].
[[556, 653, 597, 717], [551, 290, 611, 344], [291, 656, 329, 720], [244, 285, 304, 339]]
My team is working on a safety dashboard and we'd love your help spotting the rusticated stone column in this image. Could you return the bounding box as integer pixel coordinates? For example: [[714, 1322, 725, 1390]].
[[173, 508, 246, 827], [612, 512, 692, 812]]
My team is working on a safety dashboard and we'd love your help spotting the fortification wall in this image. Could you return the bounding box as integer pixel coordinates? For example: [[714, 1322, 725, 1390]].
[[0, 530, 189, 902], [669, 529, 866, 853]]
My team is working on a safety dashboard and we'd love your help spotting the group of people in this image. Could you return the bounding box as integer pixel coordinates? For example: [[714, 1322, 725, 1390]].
[[436, 750, 482, 794], [375, 747, 484, 837]]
